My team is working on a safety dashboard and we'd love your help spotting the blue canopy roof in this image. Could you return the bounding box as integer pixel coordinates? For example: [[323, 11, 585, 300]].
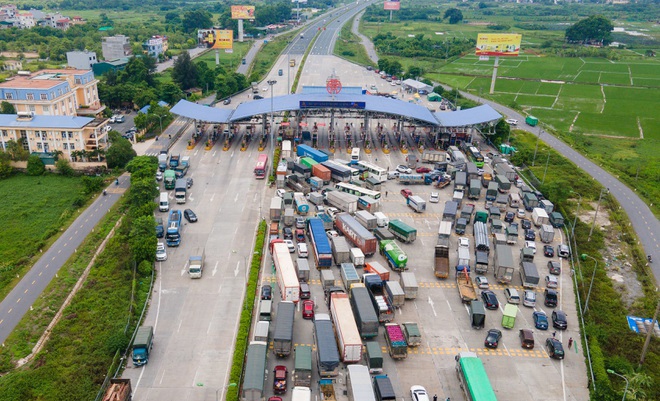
[[434, 104, 501, 127], [170, 101, 233, 123]]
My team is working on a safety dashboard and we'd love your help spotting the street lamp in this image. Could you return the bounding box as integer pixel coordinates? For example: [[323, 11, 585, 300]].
[[570, 190, 582, 238], [606, 369, 629, 401], [532, 128, 542, 166], [154, 114, 166, 137], [581, 254, 599, 314], [588, 188, 609, 242], [267, 80, 277, 161]]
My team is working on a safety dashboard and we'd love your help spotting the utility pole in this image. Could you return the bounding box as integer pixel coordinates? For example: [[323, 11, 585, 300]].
[[588, 188, 609, 242], [639, 298, 660, 368]]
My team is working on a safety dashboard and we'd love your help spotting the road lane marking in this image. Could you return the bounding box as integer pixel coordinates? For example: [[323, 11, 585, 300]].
[[16, 298, 20, 303]]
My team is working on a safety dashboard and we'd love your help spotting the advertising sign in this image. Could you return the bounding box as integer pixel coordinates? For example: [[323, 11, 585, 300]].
[[200, 29, 233, 49], [384, 0, 400, 10], [475, 33, 522, 57], [231, 5, 255, 19]]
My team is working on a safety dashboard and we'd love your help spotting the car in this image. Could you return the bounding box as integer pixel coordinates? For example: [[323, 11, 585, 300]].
[[183, 208, 198, 223], [416, 166, 431, 173], [504, 288, 520, 304], [484, 329, 502, 349], [273, 365, 288, 394], [115, 115, 125, 123], [370, 85, 378, 91], [400, 189, 413, 198], [186, 177, 194, 188], [283, 227, 293, 240], [155, 217, 164, 238], [284, 239, 295, 253], [525, 241, 537, 254], [429, 192, 439, 203], [295, 228, 305, 242], [552, 310, 568, 330], [126, 126, 136, 134], [223, 98, 231, 105], [545, 275, 558, 289], [327, 207, 340, 220], [276, 189, 286, 198], [523, 290, 536, 307], [548, 261, 561, 275], [316, 205, 325, 214], [262, 86, 269, 92], [418, 89, 428, 95], [533, 311, 549, 330], [544, 288, 558, 307], [302, 300, 314, 319], [396, 164, 412, 174], [506, 118, 519, 125], [476, 168, 484, 176], [295, 217, 306, 229], [108, 115, 117, 123], [546, 338, 565, 359], [519, 329, 535, 349], [410, 385, 430, 401], [481, 290, 499, 310], [390, 81, 397, 86], [268, 397, 283, 401], [366, 66, 373, 71], [297, 243, 308, 258], [558, 244, 570, 258], [253, 95, 264, 100], [261, 284, 272, 300], [156, 242, 167, 261], [504, 211, 515, 223], [299, 282, 311, 299], [543, 245, 555, 257], [521, 219, 532, 230], [326, 230, 339, 239], [155, 171, 163, 181], [524, 229, 536, 241], [475, 276, 489, 289], [458, 237, 470, 248]]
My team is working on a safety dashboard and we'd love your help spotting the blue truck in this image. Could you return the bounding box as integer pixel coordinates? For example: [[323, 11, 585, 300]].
[[297, 144, 329, 163], [308, 217, 332, 268], [166, 209, 182, 247]]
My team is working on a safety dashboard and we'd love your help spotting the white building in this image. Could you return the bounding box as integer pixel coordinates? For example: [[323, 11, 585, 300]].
[[67, 51, 98, 70]]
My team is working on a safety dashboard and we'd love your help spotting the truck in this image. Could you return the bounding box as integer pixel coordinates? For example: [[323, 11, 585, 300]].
[[365, 341, 384, 374], [355, 210, 377, 230], [470, 300, 486, 329], [473, 221, 490, 254], [363, 273, 394, 323], [400, 272, 418, 299], [456, 269, 478, 303], [320, 379, 337, 401], [520, 261, 540, 288], [385, 280, 405, 308], [312, 164, 331, 183], [422, 150, 445, 163], [175, 178, 187, 204], [495, 174, 511, 193], [188, 248, 205, 278], [158, 151, 168, 171], [456, 246, 471, 272], [251, 81, 259, 94], [242, 341, 268, 401], [163, 169, 176, 189], [273, 301, 295, 357], [407, 195, 426, 213], [442, 201, 458, 222], [540, 224, 555, 243], [297, 144, 329, 163], [286, 174, 312, 195], [455, 352, 497, 400], [308, 218, 333, 268], [384, 323, 408, 359], [349, 284, 380, 339], [132, 326, 154, 366], [495, 163, 517, 182], [506, 224, 518, 245], [335, 213, 378, 256], [270, 197, 282, 222], [330, 292, 363, 363], [373, 375, 396, 401], [454, 171, 467, 192], [494, 244, 515, 284], [387, 219, 417, 243], [331, 236, 351, 265], [320, 269, 335, 290], [468, 179, 481, 200], [102, 378, 132, 401], [532, 208, 549, 227], [293, 162, 312, 178], [180, 155, 190, 168], [526, 115, 539, 126], [314, 314, 341, 377], [169, 153, 180, 169], [295, 257, 310, 281], [481, 172, 493, 187], [174, 164, 189, 178], [402, 322, 421, 347], [293, 192, 310, 214], [365, 261, 390, 281], [435, 222, 451, 279], [299, 157, 317, 169], [283, 208, 295, 227], [502, 303, 518, 329], [523, 192, 539, 211], [379, 240, 408, 271], [293, 345, 312, 387], [549, 211, 565, 228], [273, 242, 301, 303], [475, 250, 489, 274], [373, 212, 389, 228], [166, 209, 182, 247], [350, 248, 365, 268], [347, 365, 376, 401], [397, 173, 433, 185], [316, 212, 333, 230], [326, 191, 358, 214], [341, 262, 360, 290]]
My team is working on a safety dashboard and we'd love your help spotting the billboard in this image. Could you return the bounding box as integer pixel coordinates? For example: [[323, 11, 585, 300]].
[[231, 5, 255, 20], [475, 33, 522, 57], [201, 29, 233, 50], [384, 1, 400, 11]]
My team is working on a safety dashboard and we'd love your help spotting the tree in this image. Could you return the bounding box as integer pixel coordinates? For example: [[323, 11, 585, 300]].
[[0, 151, 12, 178], [27, 154, 45, 176], [565, 15, 613, 45], [171, 52, 198, 90], [129, 215, 157, 263], [160, 82, 183, 105], [182, 10, 213, 33], [0, 101, 16, 114], [55, 158, 75, 176], [407, 66, 424, 80], [128, 177, 159, 208], [443, 8, 463, 24], [105, 137, 137, 169], [126, 155, 158, 181]]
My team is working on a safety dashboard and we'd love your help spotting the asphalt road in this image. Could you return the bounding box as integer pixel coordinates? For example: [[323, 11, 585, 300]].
[[0, 177, 130, 344]]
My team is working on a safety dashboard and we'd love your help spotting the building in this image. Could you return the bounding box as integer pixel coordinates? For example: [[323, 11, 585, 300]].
[[2, 60, 22, 71], [67, 51, 98, 70], [92, 58, 130, 76], [16, 12, 35, 28], [0, 113, 108, 161], [143, 35, 168, 58], [0, 69, 104, 117], [102, 35, 132, 60]]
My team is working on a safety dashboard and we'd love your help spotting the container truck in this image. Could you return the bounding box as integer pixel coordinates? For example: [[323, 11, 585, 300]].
[[297, 144, 329, 163], [188, 248, 205, 278], [293, 192, 310, 214], [293, 163, 311, 179], [473, 221, 490, 254], [540, 224, 555, 243], [365, 341, 384, 374], [242, 341, 268, 401], [286, 174, 312, 195], [320, 269, 335, 290], [456, 247, 471, 272], [495, 175, 511, 193], [374, 375, 396, 401], [341, 263, 360, 290], [164, 169, 176, 189], [397, 174, 432, 185], [309, 177, 323, 191], [102, 379, 132, 401], [385, 281, 405, 308], [373, 212, 389, 228], [312, 164, 331, 184], [468, 179, 481, 200], [330, 292, 363, 363], [532, 208, 549, 227], [364, 262, 390, 281], [175, 178, 187, 203], [363, 273, 394, 323], [335, 213, 378, 256], [379, 240, 408, 271], [158, 151, 168, 171], [520, 261, 540, 289], [273, 301, 295, 357], [296, 258, 310, 282], [308, 218, 333, 268], [331, 236, 351, 265], [314, 313, 341, 377], [400, 272, 418, 299], [347, 365, 376, 401], [357, 196, 380, 213], [349, 248, 365, 268], [384, 323, 408, 359], [407, 195, 426, 213], [402, 322, 421, 347], [316, 212, 333, 229], [132, 326, 154, 366], [349, 284, 379, 339], [475, 250, 489, 274], [355, 210, 377, 230], [270, 197, 282, 222], [442, 201, 458, 222], [422, 149, 445, 163], [169, 154, 180, 169], [494, 244, 515, 284], [456, 269, 478, 303], [374, 227, 394, 242], [272, 242, 301, 303], [326, 191, 358, 214], [387, 219, 417, 243], [293, 345, 312, 387]]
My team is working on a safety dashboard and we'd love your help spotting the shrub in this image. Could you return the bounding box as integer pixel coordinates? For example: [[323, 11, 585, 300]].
[[26, 155, 45, 176], [55, 159, 75, 177]]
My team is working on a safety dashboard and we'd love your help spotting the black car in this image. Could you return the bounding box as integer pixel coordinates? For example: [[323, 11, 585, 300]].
[[524, 229, 536, 241], [543, 245, 555, 257], [186, 177, 194, 188], [546, 338, 564, 359], [484, 329, 502, 349], [183, 208, 198, 223], [548, 261, 561, 275], [521, 219, 532, 230], [261, 284, 272, 300], [481, 290, 499, 310], [544, 289, 558, 307], [533, 311, 549, 330], [283, 227, 293, 240], [552, 310, 568, 330], [253, 95, 264, 100], [504, 212, 515, 223], [155, 217, 164, 238]]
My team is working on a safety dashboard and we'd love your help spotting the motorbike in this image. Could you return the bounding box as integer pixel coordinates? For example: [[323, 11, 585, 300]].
[[115, 179, 119, 185], [103, 190, 107, 196], [648, 255, 653, 263]]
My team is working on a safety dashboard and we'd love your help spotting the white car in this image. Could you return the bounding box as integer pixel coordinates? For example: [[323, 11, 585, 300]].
[[326, 230, 340, 239], [506, 118, 518, 125], [284, 240, 295, 253], [156, 243, 167, 261], [410, 385, 430, 401], [370, 85, 378, 91], [316, 205, 325, 214], [517, 208, 526, 218], [458, 237, 470, 248], [155, 171, 163, 181], [525, 241, 537, 254], [429, 192, 439, 203], [475, 276, 489, 289], [523, 290, 536, 307], [297, 243, 308, 258], [276, 189, 286, 198], [327, 207, 340, 221], [545, 275, 559, 289], [396, 164, 412, 174]]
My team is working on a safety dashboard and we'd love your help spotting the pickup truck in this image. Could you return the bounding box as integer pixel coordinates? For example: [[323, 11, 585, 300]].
[[273, 365, 288, 394]]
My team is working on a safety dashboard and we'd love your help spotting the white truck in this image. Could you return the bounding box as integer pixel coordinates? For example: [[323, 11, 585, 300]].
[[531, 208, 549, 227], [188, 248, 205, 278], [326, 191, 358, 214], [373, 212, 389, 228], [407, 195, 426, 213], [349, 248, 365, 268]]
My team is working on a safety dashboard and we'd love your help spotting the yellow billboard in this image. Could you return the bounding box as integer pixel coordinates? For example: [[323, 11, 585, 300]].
[[475, 33, 522, 57], [203, 29, 233, 49], [231, 5, 255, 20]]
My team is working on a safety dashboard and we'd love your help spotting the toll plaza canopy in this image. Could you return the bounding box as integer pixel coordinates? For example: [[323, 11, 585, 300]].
[[170, 94, 501, 127]]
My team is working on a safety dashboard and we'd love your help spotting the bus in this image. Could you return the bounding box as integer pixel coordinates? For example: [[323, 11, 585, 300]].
[[326, 160, 360, 179], [254, 154, 268, 179], [468, 146, 485, 168], [357, 160, 388, 183], [335, 182, 381, 200], [455, 352, 497, 401], [350, 148, 360, 165], [321, 161, 351, 182]]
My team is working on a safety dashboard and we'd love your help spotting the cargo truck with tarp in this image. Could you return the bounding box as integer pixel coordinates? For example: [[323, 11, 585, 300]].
[[363, 273, 394, 323], [442, 201, 459, 222], [379, 239, 408, 271], [365, 341, 384, 374], [308, 218, 333, 268], [402, 322, 421, 347], [335, 213, 378, 256], [455, 352, 497, 401], [313, 313, 340, 377], [470, 300, 486, 329], [132, 326, 153, 366], [241, 341, 268, 401], [494, 244, 515, 284], [273, 301, 295, 357], [330, 292, 363, 363], [400, 272, 418, 299], [384, 323, 408, 359], [349, 284, 379, 339], [387, 219, 417, 243], [520, 261, 540, 289], [475, 250, 489, 274], [293, 345, 312, 387]]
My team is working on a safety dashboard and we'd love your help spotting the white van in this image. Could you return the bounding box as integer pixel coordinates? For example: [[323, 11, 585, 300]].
[[373, 212, 389, 228], [508, 192, 521, 208], [159, 192, 169, 212]]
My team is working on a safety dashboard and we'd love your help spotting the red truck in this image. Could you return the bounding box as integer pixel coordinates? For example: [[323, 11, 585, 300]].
[[312, 164, 331, 183], [334, 213, 378, 256], [273, 365, 288, 394]]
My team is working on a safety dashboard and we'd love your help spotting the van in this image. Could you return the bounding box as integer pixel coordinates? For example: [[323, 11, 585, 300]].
[[504, 288, 520, 304], [373, 212, 389, 228], [259, 300, 272, 321], [508, 192, 521, 208], [470, 300, 485, 329], [519, 329, 535, 349], [159, 192, 169, 212], [299, 282, 311, 299], [278, 69, 283, 76]]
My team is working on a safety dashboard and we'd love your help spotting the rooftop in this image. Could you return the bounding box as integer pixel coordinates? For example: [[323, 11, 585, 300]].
[[0, 114, 94, 129]]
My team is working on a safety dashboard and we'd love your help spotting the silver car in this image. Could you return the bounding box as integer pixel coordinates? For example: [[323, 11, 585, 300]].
[[523, 290, 536, 307], [156, 243, 167, 261]]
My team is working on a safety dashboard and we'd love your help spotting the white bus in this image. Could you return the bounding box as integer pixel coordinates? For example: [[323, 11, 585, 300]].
[[327, 160, 360, 178], [357, 160, 388, 183], [350, 148, 360, 165], [335, 182, 381, 200]]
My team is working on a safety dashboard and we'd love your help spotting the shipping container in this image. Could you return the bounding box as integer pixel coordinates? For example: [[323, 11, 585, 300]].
[[330, 293, 363, 363], [313, 314, 340, 377], [272, 243, 301, 303], [387, 219, 417, 243], [308, 218, 333, 268], [385, 280, 405, 308], [399, 272, 418, 299], [341, 263, 361, 290], [332, 236, 352, 266], [355, 210, 378, 230], [335, 213, 378, 256], [349, 284, 379, 339]]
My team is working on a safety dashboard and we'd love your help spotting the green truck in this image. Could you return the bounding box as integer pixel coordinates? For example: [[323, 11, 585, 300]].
[[163, 169, 176, 189], [293, 345, 312, 387], [526, 115, 539, 126], [300, 157, 318, 169], [379, 240, 408, 271], [387, 220, 417, 243], [132, 326, 154, 366]]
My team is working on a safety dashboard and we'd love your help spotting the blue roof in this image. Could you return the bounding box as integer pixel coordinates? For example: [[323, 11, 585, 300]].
[[0, 114, 93, 129], [434, 104, 501, 127], [302, 86, 364, 95], [139, 101, 169, 114], [170, 100, 233, 123]]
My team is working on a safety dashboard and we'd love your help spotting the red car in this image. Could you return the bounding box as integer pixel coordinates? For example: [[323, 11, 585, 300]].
[[401, 189, 413, 198], [273, 365, 287, 394], [302, 300, 315, 319], [416, 166, 431, 173]]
